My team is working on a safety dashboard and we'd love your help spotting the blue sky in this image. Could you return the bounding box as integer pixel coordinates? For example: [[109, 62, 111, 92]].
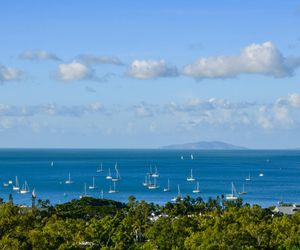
[[1, 1, 300, 148]]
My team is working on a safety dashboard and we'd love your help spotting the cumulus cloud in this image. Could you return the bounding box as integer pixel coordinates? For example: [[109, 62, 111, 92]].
[[183, 41, 300, 80], [128, 59, 178, 79], [133, 103, 154, 117], [56, 61, 93, 82], [0, 65, 21, 82], [76, 54, 123, 66], [20, 50, 61, 61]]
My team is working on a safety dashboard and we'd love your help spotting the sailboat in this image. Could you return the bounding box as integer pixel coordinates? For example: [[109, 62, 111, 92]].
[[192, 182, 200, 193], [88, 176, 96, 190], [65, 172, 73, 184], [239, 184, 247, 195], [148, 177, 159, 189], [259, 172, 264, 177], [3, 182, 9, 187], [13, 176, 20, 191], [191, 154, 194, 160], [50, 161, 54, 167], [171, 184, 182, 202], [80, 183, 89, 199], [245, 173, 251, 181], [97, 163, 104, 173], [226, 182, 238, 200], [8, 180, 13, 185], [108, 181, 118, 193], [112, 163, 121, 182], [142, 175, 149, 187], [163, 179, 171, 192], [187, 169, 196, 182], [181, 155, 184, 160], [32, 188, 36, 198], [151, 166, 159, 178], [20, 181, 30, 194], [106, 168, 112, 180]]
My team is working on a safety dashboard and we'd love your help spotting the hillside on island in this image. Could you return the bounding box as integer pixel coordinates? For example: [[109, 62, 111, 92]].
[[163, 141, 247, 150]]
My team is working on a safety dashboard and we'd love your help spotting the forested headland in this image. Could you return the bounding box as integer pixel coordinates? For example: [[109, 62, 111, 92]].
[[0, 196, 300, 249]]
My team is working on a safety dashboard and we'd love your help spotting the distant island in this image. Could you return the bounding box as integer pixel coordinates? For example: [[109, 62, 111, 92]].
[[162, 141, 247, 150]]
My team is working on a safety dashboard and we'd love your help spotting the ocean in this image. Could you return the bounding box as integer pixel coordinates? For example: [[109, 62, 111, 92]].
[[0, 149, 299, 207]]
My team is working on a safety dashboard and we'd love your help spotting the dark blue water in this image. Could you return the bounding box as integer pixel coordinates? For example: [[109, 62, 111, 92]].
[[0, 149, 300, 207]]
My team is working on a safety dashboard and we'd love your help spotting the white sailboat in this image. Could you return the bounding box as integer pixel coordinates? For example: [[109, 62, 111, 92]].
[[97, 163, 104, 173], [142, 175, 148, 187], [80, 183, 89, 199], [148, 177, 159, 189], [108, 181, 118, 193], [51, 161, 54, 167], [163, 178, 171, 192], [245, 173, 251, 181], [3, 182, 9, 187], [32, 188, 36, 198], [112, 163, 121, 182], [187, 169, 196, 182], [226, 182, 238, 200], [106, 168, 112, 180], [65, 172, 73, 184], [181, 155, 184, 160], [88, 176, 96, 190], [20, 181, 30, 194], [191, 154, 194, 160], [8, 180, 13, 185], [192, 182, 200, 193], [13, 176, 20, 191], [151, 166, 159, 178], [259, 172, 264, 177], [171, 184, 182, 202], [239, 184, 247, 195]]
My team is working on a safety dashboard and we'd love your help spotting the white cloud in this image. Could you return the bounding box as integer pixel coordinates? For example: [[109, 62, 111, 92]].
[[20, 50, 60, 61], [128, 59, 178, 79], [0, 65, 21, 82], [183, 41, 300, 80], [56, 61, 92, 82], [77, 54, 123, 65]]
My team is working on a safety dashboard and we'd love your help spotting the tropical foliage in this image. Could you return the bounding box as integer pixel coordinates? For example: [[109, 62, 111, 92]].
[[0, 196, 299, 249]]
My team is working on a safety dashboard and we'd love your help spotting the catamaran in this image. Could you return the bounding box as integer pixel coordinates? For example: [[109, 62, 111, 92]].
[[13, 176, 20, 191], [108, 181, 118, 193], [239, 184, 247, 195], [106, 168, 112, 180], [97, 163, 104, 173], [20, 181, 30, 194], [245, 173, 251, 181], [192, 182, 200, 193], [112, 163, 121, 182], [88, 176, 96, 190], [187, 169, 196, 182], [171, 184, 182, 202], [226, 182, 238, 200], [163, 178, 171, 192], [148, 177, 159, 189], [65, 172, 73, 184], [80, 183, 89, 199]]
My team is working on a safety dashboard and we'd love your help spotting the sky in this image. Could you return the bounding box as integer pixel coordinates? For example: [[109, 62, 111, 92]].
[[1, 0, 300, 149]]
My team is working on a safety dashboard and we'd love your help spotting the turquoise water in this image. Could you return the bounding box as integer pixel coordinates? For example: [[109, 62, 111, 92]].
[[0, 149, 300, 207]]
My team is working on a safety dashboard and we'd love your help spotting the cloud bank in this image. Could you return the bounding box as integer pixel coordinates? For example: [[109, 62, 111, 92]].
[[183, 41, 300, 80]]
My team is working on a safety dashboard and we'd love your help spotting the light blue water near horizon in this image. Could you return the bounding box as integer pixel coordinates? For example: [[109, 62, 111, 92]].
[[0, 149, 300, 207]]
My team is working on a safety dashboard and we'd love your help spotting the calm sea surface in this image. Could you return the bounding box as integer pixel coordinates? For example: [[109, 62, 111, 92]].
[[0, 149, 299, 207]]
